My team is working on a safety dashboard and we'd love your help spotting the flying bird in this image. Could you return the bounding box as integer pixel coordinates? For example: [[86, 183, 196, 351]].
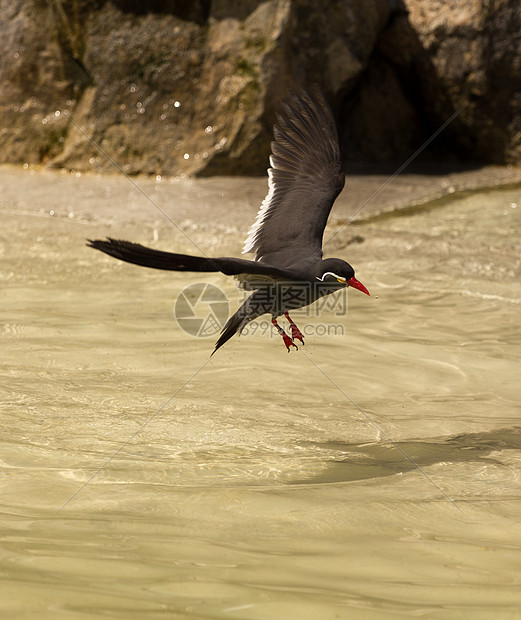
[[88, 89, 370, 354]]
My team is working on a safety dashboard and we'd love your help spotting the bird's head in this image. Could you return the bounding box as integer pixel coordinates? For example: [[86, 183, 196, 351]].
[[315, 258, 370, 295]]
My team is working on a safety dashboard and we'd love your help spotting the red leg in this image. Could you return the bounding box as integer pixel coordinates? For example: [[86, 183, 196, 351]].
[[272, 318, 297, 352], [284, 312, 304, 345]]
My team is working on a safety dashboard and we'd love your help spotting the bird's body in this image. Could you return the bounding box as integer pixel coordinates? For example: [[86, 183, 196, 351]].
[[88, 89, 369, 353]]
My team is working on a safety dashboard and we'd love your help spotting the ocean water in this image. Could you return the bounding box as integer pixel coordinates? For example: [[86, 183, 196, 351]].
[[1, 168, 520, 619]]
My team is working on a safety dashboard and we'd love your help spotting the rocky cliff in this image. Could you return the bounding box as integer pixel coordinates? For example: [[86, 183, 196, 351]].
[[0, 0, 519, 176]]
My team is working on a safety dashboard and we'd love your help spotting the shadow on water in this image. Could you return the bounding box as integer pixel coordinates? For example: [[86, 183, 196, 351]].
[[293, 426, 521, 485]]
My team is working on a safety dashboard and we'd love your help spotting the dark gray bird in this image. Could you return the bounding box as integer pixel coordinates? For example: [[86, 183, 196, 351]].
[[88, 89, 369, 354]]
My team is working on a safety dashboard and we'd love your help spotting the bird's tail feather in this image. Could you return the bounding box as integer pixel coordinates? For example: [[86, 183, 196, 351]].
[[212, 287, 273, 354], [86, 238, 220, 272], [212, 307, 249, 355]]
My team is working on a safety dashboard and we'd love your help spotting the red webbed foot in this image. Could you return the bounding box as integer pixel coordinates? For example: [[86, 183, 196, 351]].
[[272, 318, 298, 352], [282, 331, 298, 352], [284, 312, 304, 345]]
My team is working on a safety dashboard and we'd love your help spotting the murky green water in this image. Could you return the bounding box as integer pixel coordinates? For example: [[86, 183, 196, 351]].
[[1, 167, 520, 618]]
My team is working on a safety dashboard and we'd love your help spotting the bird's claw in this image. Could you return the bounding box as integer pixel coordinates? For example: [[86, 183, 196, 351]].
[[289, 324, 304, 345], [282, 333, 298, 352]]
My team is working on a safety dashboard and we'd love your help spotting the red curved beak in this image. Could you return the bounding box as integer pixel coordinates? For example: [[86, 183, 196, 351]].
[[347, 277, 370, 296]]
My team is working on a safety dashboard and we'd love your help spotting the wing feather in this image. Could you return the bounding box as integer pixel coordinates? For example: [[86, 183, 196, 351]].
[[242, 89, 344, 266]]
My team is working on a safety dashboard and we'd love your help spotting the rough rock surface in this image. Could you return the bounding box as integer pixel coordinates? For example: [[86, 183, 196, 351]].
[[0, 0, 519, 176]]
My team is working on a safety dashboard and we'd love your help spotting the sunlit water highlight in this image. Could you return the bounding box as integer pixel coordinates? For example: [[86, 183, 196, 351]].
[[1, 168, 520, 619]]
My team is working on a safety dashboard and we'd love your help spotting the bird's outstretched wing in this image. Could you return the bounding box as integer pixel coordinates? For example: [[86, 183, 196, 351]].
[[242, 89, 344, 266], [87, 238, 303, 280]]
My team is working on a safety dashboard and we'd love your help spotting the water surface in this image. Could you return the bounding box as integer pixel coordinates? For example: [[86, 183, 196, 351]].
[[1, 168, 520, 619]]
